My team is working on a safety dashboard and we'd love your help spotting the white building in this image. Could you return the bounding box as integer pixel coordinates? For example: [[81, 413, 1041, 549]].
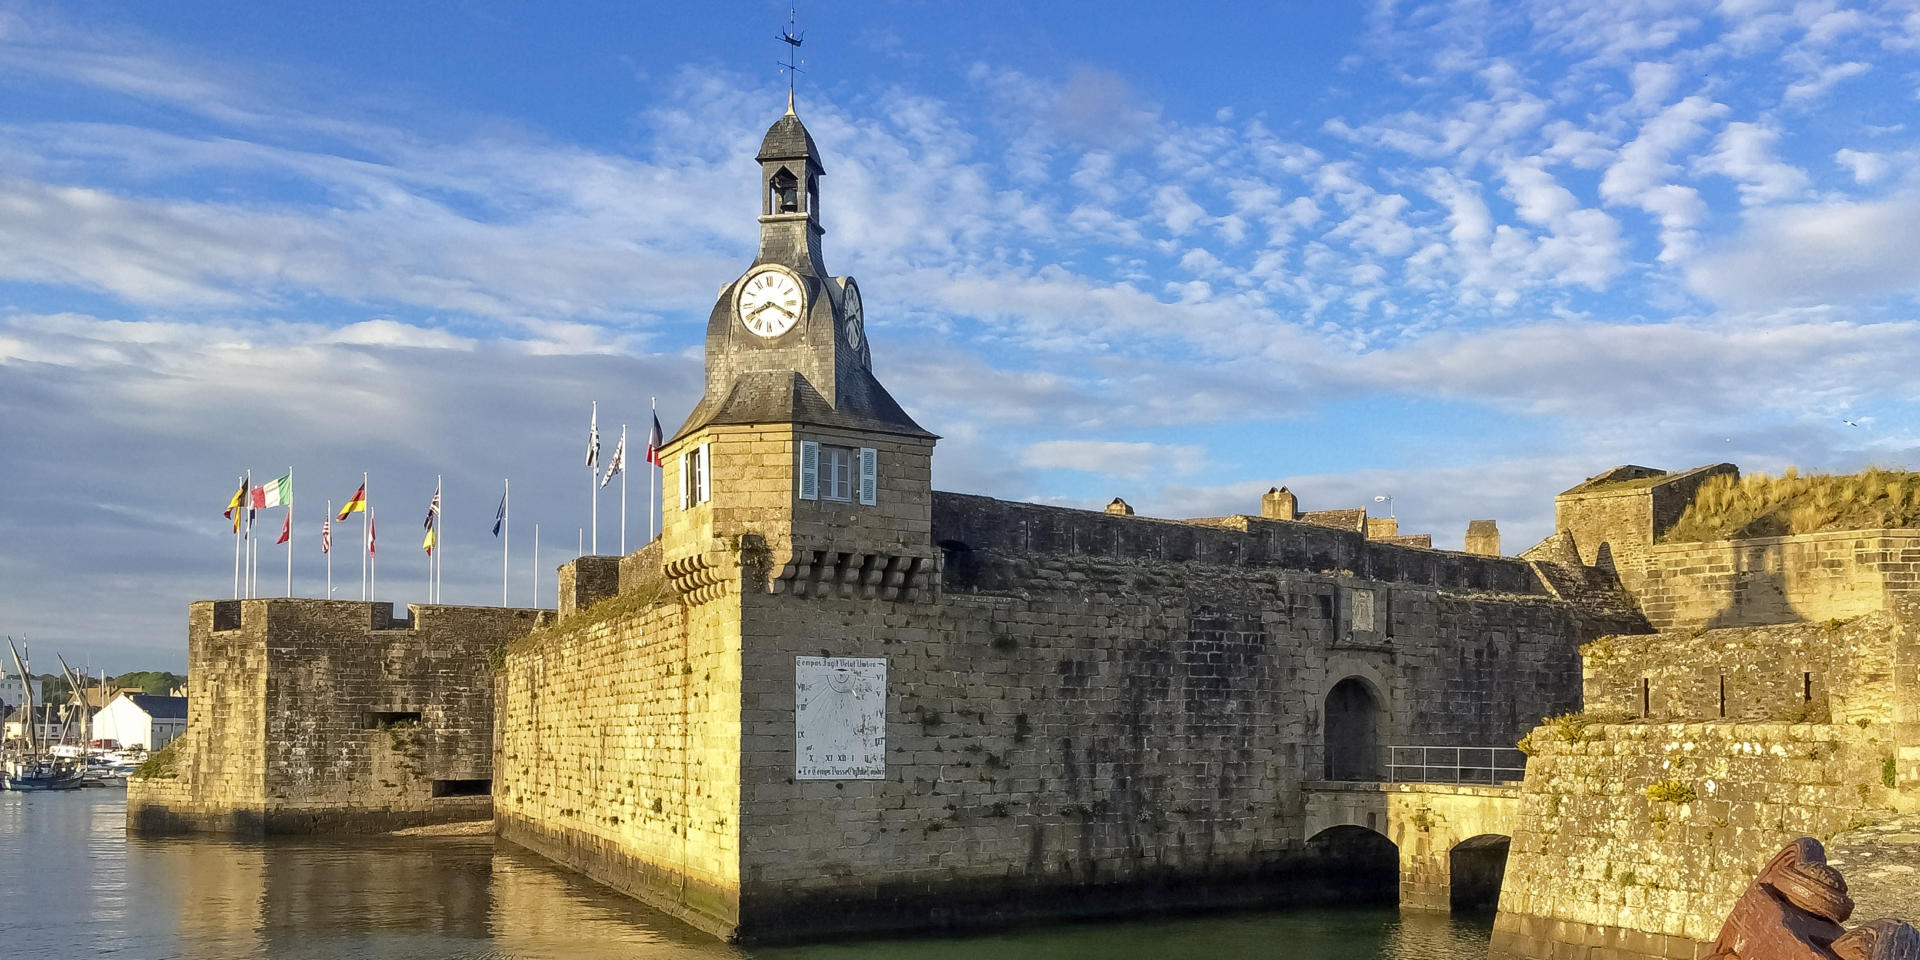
[[92, 693, 188, 751]]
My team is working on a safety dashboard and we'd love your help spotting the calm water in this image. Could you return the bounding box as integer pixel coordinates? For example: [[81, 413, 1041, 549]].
[[0, 792, 1494, 959]]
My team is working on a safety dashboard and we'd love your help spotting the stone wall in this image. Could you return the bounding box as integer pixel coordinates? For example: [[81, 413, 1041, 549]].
[[493, 492, 1592, 942], [1636, 530, 1920, 630], [1553, 464, 1737, 599], [129, 598, 544, 836], [719, 501, 1586, 940], [492, 579, 745, 939], [1581, 612, 1915, 726], [1491, 721, 1900, 960]]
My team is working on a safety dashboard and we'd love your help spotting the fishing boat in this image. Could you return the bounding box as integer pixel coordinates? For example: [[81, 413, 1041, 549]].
[[2, 755, 85, 790]]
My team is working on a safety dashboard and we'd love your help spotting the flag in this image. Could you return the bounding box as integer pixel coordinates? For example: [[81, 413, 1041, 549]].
[[337, 484, 366, 520], [492, 493, 506, 537], [251, 474, 292, 509], [368, 514, 377, 557], [423, 487, 440, 530], [224, 478, 247, 532], [601, 426, 626, 488], [646, 413, 664, 466], [422, 524, 437, 555], [276, 510, 290, 545], [321, 520, 331, 554], [585, 403, 600, 468]]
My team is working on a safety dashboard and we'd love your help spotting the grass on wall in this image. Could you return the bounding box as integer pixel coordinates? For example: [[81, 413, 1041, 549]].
[[1663, 468, 1920, 543]]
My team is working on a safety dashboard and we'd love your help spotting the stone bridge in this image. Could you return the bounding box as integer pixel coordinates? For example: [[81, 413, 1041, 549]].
[[1303, 780, 1521, 914]]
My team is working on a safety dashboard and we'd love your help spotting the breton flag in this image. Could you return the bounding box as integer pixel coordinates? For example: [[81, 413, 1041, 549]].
[[224, 477, 247, 532], [337, 484, 367, 520], [601, 426, 626, 488], [646, 413, 665, 467], [492, 493, 506, 538], [276, 510, 291, 546], [251, 474, 292, 509], [585, 403, 601, 468], [321, 519, 331, 554]]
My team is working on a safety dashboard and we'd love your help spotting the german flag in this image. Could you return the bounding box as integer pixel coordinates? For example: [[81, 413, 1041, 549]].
[[224, 478, 247, 532], [337, 484, 367, 521]]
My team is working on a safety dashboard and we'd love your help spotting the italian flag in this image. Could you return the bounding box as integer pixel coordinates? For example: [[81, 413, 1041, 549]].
[[251, 474, 292, 509]]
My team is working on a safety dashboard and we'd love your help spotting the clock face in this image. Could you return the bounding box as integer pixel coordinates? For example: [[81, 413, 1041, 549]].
[[737, 269, 804, 338], [842, 280, 864, 349]]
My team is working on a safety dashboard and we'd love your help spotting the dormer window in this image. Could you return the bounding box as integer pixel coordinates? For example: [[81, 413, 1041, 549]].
[[771, 168, 800, 214]]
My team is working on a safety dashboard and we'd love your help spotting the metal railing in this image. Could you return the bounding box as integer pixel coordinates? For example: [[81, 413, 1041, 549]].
[[1387, 745, 1527, 785]]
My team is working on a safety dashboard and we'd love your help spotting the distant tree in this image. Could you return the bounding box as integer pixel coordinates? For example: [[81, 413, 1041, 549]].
[[112, 672, 187, 696]]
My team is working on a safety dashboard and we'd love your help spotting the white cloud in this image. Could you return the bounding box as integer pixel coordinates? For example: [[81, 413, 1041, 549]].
[[1834, 148, 1891, 184], [1783, 60, 1870, 103], [1021, 440, 1207, 478], [1686, 195, 1920, 307], [1600, 96, 1728, 260], [1695, 122, 1809, 204]]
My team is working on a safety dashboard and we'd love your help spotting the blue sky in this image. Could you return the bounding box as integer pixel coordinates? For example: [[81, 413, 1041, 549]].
[[4, 0, 1920, 670]]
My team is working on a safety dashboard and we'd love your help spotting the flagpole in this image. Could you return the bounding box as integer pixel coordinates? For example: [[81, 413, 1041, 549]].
[[532, 523, 539, 609], [361, 471, 369, 601], [232, 475, 243, 600], [245, 468, 254, 599], [620, 424, 628, 555], [370, 507, 377, 603], [650, 397, 658, 543], [326, 498, 333, 600], [502, 479, 510, 607], [286, 465, 293, 599], [436, 475, 443, 604], [590, 400, 599, 556]]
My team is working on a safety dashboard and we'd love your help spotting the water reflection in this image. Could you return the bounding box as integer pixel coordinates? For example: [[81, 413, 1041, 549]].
[[0, 793, 1493, 959]]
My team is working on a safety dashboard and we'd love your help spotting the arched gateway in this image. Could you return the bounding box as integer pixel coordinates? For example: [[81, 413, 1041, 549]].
[[1325, 676, 1384, 781]]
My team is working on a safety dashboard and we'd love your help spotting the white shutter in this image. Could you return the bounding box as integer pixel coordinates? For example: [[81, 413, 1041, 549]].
[[799, 441, 819, 501], [697, 442, 712, 503], [678, 451, 690, 510], [858, 447, 877, 505]]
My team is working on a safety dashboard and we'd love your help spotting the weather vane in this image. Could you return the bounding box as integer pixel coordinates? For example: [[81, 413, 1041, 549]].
[[778, 5, 805, 109]]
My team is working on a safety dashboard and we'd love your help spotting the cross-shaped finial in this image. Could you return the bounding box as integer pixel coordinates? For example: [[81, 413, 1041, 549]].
[[778, 6, 805, 111]]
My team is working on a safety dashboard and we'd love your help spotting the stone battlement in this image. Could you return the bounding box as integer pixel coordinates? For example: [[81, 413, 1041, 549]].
[[129, 597, 548, 836], [932, 492, 1541, 595]]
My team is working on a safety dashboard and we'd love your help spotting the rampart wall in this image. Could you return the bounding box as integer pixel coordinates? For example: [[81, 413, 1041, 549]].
[[1491, 721, 1899, 960], [494, 493, 1593, 941], [1636, 530, 1920, 630], [129, 598, 544, 835]]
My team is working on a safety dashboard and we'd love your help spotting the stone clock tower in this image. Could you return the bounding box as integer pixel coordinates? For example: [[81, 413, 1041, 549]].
[[657, 102, 940, 604]]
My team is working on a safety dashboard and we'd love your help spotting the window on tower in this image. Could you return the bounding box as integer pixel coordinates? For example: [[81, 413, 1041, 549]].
[[821, 445, 853, 501], [771, 168, 800, 213]]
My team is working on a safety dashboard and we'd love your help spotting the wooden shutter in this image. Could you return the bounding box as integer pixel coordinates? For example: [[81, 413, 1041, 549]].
[[858, 447, 877, 505], [798, 441, 819, 501], [697, 443, 712, 503], [678, 451, 690, 510]]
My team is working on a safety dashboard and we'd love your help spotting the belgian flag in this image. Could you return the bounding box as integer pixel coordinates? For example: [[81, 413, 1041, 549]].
[[223, 477, 247, 532]]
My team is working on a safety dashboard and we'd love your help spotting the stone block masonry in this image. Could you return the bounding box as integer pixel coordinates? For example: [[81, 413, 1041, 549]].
[[495, 491, 1595, 942], [1490, 721, 1901, 960], [1636, 530, 1920, 631], [128, 598, 547, 836]]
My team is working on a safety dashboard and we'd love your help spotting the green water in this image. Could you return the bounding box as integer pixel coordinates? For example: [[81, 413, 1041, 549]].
[[0, 792, 1494, 959]]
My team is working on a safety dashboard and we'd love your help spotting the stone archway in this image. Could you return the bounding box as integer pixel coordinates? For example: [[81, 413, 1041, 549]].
[[1325, 676, 1384, 781], [1304, 824, 1399, 905], [1449, 834, 1512, 915]]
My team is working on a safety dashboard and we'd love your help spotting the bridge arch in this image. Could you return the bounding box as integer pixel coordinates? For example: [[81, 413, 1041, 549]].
[[1304, 824, 1398, 904], [1448, 833, 1512, 915], [1324, 675, 1385, 780]]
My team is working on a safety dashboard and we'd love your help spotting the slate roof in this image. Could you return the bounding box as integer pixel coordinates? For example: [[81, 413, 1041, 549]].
[[679, 368, 933, 439], [757, 112, 821, 167], [1299, 508, 1367, 534], [125, 694, 187, 720]]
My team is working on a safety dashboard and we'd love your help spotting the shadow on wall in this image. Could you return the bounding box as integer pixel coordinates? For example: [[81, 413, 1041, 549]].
[[1303, 825, 1398, 905], [1325, 677, 1384, 781], [1450, 834, 1511, 915]]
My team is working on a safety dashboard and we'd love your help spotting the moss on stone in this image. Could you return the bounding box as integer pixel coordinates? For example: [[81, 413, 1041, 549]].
[[131, 741, 179, 780]]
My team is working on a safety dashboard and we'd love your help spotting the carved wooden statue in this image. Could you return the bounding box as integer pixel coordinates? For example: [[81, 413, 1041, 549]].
[[1709, 838, 1919, 960]]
